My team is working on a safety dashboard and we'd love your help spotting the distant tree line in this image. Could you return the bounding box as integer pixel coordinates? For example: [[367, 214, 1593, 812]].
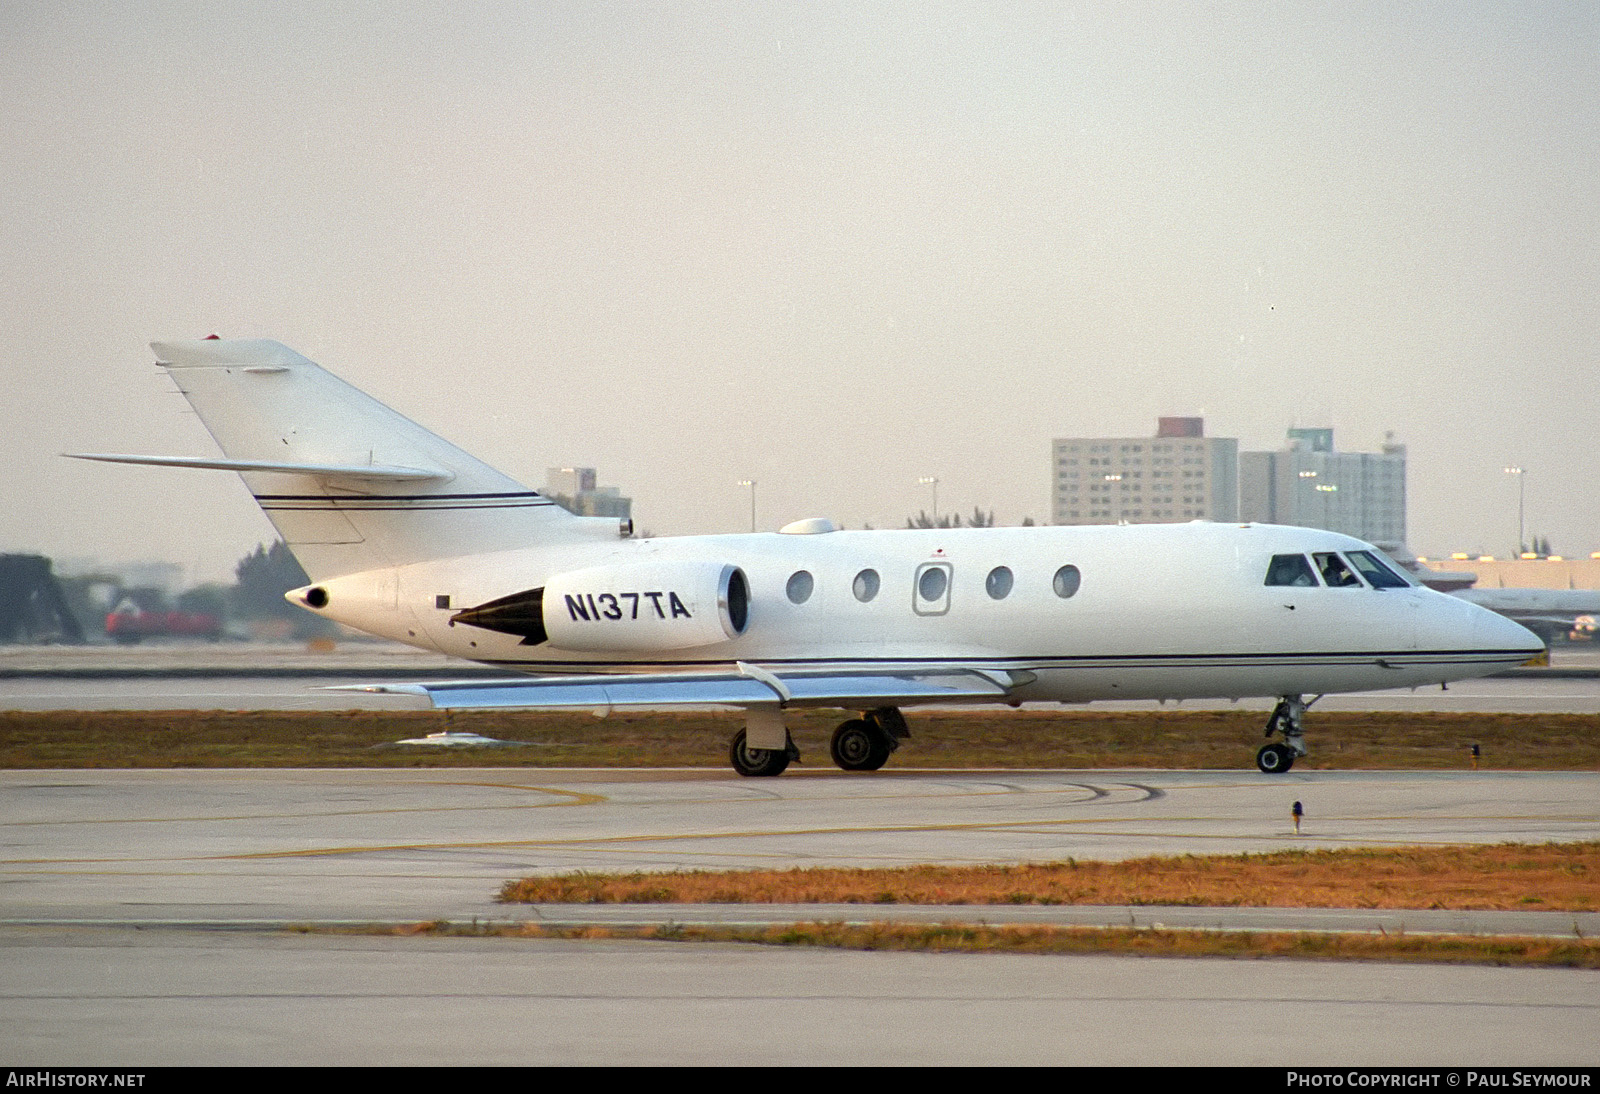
[[905, 508, 1035, 529], [47, 540, 334, 641]]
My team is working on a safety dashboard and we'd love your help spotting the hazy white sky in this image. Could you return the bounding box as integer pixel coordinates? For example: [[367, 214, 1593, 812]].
[[3, 2, 1596, 584]]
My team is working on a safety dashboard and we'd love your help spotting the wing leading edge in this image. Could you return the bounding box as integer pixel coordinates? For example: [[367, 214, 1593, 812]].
[[340, 663, 1024, 710]]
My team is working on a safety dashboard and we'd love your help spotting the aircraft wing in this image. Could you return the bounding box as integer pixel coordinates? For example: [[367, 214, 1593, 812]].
[[340, 662, 1025, 710]]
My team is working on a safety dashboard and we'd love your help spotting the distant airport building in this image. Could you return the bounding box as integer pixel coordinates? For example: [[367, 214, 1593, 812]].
[[1051, 418, 1238, 525], [1238, 429, 1406, 545], [1419, 555, 1600, 592], [544, 467, 632, 520], [0, 554, 84, 644]]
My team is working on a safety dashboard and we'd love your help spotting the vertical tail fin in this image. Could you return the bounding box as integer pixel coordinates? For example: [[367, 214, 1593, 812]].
[[140, 339, 581, 579]]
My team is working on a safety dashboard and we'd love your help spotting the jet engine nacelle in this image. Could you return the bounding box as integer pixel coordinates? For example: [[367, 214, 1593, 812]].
[[542, 561, 750, 652]]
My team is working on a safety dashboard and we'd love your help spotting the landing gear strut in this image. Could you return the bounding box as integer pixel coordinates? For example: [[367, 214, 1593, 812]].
[[829, 708, 908, 772], [1256, 695, 1312, 774]]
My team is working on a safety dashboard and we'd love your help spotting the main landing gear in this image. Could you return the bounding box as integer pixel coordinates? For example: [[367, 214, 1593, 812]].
[[729, 728, 799, 777], [727, 707, 910, 777], [1256, 695, 1312, 774], [829, 708, 908, 772]]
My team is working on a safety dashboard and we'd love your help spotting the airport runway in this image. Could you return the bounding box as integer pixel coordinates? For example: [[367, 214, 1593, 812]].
[[2, 767, 1597, 1064]]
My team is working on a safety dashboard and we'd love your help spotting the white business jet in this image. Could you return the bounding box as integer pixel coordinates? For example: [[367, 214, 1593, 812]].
[[71, 339, 1542, 776]]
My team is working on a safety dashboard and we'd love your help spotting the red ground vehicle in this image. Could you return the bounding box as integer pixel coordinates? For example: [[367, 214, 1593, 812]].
[[105, 605, 223, 644]]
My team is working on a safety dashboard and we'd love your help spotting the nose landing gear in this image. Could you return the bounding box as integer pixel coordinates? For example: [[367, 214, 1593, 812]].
[[1256, 695, 1314, 774]]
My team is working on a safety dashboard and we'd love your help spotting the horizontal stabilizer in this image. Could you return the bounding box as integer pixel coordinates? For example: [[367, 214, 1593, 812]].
[[336, 667, 1017, 710], [66, 452, 450, 482]]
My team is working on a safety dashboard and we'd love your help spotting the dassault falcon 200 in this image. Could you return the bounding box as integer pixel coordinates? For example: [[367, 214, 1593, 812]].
[[72, 339, 1542, 776]]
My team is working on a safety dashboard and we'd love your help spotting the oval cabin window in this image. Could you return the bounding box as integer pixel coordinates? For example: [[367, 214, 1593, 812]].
[[986, 566, 1013, 600], [786, 570, 814, 604], [1052, 565, 1081, 599]]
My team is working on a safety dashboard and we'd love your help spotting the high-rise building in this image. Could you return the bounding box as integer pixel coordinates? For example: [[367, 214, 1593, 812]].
[[1051, 418, 1239, 525], [1238, 431, 1405, 544]]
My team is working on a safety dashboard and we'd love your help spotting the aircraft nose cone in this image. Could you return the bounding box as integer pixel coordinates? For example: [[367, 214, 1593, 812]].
[[1472, 603, 1545, 657]]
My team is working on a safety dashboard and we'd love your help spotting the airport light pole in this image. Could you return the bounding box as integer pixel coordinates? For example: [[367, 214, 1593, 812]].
[[918, 476, 939, 523], [1315, 483, 1338, 530], [1503, 466, 1525, 557], [1298, 470, 1319, 528], [737, 479, 756, 533]]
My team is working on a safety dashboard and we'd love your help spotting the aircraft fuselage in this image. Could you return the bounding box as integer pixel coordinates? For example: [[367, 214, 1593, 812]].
[[301, 520, 1537, 708]]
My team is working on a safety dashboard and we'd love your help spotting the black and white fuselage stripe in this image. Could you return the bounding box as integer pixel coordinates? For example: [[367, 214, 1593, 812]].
[[254, 491, 554, 512], [479, 648, 1538, 673]]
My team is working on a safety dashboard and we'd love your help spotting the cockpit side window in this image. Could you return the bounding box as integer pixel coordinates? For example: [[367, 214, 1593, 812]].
[[1265, 554, 1318, 587], [1314, 552, 1363, 588], [1347, 550, 1412, 589]]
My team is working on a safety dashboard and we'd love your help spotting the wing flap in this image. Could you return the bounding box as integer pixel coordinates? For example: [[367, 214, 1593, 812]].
[[340, 667, 1015, 710]]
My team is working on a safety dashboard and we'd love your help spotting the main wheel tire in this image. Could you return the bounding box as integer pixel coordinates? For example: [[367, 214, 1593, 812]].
[[830, 719, 891, 771], [1255, 743, 1295, 774], [730, 729, 790, 777]]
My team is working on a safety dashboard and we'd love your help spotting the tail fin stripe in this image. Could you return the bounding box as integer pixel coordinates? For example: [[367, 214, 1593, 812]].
[[259, 500, 555, 512], [252, 491, 546, 502]]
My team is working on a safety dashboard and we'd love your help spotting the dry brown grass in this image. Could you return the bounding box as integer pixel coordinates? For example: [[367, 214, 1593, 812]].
[[382, 920, 1600, 967], [500, 842, 1600, 912], [3, 707, 1598, 769]]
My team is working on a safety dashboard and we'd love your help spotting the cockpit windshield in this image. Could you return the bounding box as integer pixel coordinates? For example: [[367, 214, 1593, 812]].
[[1347, 550, 1412, 588], [1266, 550, 1413, 590], [1314, 552, 1363, 588], [1265, 554, 1318, 587]]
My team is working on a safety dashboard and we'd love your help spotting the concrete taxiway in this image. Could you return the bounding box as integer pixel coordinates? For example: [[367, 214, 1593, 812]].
[[4, 767, 1598, 1065], [6, 767, 1599, 925], [2, 767, 1597, 1065], [6, 927, 1595, 1066], [4, 642, 1597, 1065]]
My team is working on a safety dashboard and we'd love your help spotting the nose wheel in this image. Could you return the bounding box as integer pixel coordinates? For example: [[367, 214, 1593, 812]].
[[1257, 695, 1315, 774], [1256, 742, 1296, 774]]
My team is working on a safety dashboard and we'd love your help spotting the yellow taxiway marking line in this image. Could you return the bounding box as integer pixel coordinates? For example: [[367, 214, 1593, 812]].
[[638, 785, 1162, 809], [0, 783, 1197, 833], [0, 831, 1537, 869], [5, 813, 1590, 867], [214, 818, 1584, 860], [0, 784, 608, 827]]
